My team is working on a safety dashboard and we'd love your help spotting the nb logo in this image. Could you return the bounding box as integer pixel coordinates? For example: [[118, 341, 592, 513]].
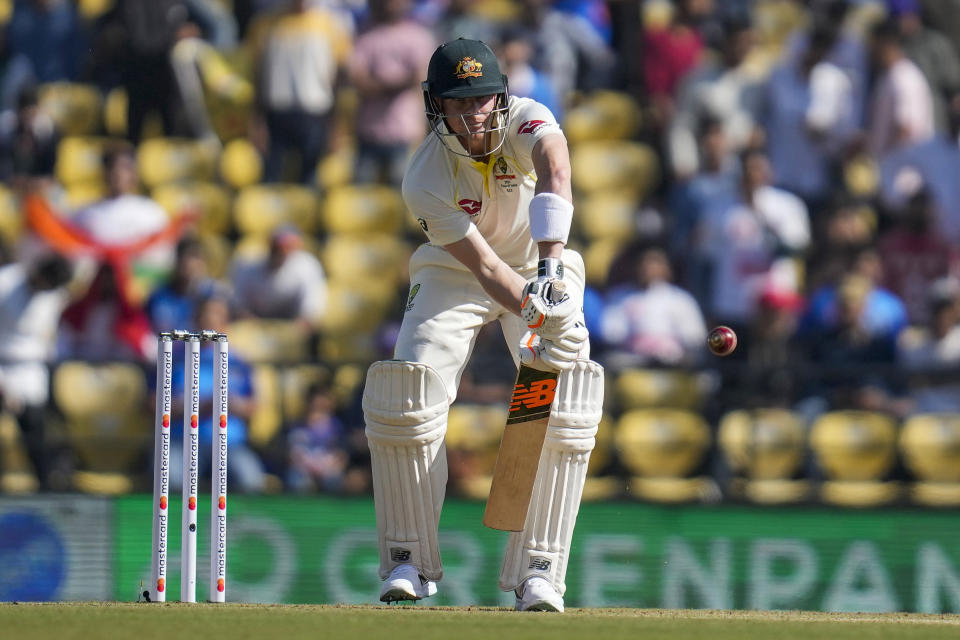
[[528, 558, 552, 571], [391, 548, 411, 562], [509, 379, 557, 412]]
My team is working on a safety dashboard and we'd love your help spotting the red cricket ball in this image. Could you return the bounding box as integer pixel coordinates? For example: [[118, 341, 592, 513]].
[[707, 325, 738, 356]]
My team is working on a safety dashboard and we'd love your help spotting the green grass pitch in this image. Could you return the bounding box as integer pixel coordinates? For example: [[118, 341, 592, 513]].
[[1, 603, 959, 640]]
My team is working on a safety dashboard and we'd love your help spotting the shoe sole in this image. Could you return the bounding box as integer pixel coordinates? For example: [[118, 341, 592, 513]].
[[522, 602, 562, 612], [380, 588, 421, 603]]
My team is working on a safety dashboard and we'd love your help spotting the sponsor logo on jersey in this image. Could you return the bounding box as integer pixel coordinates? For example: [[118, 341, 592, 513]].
[[517, 120, 548, 135], [458, 198, 482, 215], [454, 56, 483, 79]]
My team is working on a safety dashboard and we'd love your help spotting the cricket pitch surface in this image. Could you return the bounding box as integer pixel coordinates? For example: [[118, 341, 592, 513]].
[[1, 603, 959, 639]]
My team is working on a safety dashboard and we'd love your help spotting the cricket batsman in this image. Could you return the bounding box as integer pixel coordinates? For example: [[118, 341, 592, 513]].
[[363, 38, 604, 611]]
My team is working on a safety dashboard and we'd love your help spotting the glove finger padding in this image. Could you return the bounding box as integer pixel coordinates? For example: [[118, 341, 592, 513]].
[[519, 330, 581, 371], [520, 282, 580, 340]]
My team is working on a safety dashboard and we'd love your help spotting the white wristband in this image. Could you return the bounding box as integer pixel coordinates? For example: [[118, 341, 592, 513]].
[[529, 192, 573, 244]]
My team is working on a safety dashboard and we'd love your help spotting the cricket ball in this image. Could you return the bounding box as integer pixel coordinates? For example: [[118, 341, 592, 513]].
[[707, 325, 737, 356]]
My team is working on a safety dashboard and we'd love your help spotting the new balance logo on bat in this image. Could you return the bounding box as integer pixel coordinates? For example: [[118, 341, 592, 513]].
[[509, 379, 557, 412]]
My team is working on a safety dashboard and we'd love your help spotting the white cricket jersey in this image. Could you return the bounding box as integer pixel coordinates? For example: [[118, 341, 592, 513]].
[[402, 96, 564, 269]]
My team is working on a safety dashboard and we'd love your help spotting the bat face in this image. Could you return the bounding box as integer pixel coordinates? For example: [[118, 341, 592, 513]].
[[483, 365, 559, 531]]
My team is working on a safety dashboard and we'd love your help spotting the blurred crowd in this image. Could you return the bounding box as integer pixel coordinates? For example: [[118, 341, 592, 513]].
[[1, 0, 960, 504]]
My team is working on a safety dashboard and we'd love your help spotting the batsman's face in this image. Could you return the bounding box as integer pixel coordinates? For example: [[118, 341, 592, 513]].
[[441, 95, 498, 138]]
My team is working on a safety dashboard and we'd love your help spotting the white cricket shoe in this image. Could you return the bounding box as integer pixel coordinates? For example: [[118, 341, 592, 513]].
[[379, 564, 438, 603], [514, 576, 564, 612]]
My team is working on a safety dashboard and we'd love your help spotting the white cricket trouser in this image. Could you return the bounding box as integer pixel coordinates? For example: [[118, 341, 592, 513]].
[[393, 243, 588, 402]]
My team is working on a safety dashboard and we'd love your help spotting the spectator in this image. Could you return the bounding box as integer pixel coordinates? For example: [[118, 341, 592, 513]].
[[515, 0, 615, 110], [499, 28, 562, 122], [69, 143, 175, 288], [763, 21, 855, 211], [256, 0, 351, 183], [347, 0, 435, 187], [878, 185, 958, 325], [5, 0, 87, 87], [231, 226, 327, 331], [641, 0, 705, 128], [167, 293, 266, 493], [667, 16, 762, 180], [429, 0, 499, 45], [898, 276, 960, 412], [600, 244, 707, 367], [801, 246, 910, 344], [0, 252, 74, 489], [668, 117, 740, 299], [114, 0, 195, 142], [146, 234, 221, 332], [698, 147, 810, 327], [879, 138, 960, 243], [0, 85, 60, 186], [867, 18, 935, 156], [891, 0, 960, 137], [799, 273, 905, 416], [286, 381, 350, 492], [59, 261, 154, 361], [804, 194, 877, 294]]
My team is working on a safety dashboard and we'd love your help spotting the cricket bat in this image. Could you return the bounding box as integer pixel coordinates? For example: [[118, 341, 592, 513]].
[[483, 364, 559, 531]]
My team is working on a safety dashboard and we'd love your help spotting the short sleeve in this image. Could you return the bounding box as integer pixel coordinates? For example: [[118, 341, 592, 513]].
[[402, 180, 475, 247], [509, 99, 565, 168]]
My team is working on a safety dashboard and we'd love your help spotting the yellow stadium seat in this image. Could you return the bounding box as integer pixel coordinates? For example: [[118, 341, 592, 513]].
[[196, 230, 231, 279], [0, 184, 22, 245], [248, 364, 282, 450], [570, 141, 660, 199], [104, 87, 127, 138], [844, 155, 880, 198], [38, 83, 103, 136], [321, 184, 405, 234], [900, 413, 960, 506], [321, 233, 411, 283], [64, 181, 107, 209], [317, 331, 380, 366], [152, 181, 232, 234], [446, 403, 509, 499], [0, 412, 38, 493], [316, 143, 356, 190], [78, 0, 114, 19], [575, 193, 639, 242], [583, 237, 628, 287], [226, 318, 312, 365], [615, 408, 716, 502], [220, 138, 263, 189], [233, 184, 319, 236], [810, 411, 900, 507], [321, 277, 395, 335], [52, 362, 150, 485], [55, 136, 111, 186], [718, 409, 810, 504], [280, 363, 332, 422], [615, 368, 704, 411], [563, 91, 642, 145], [137, 137, 218, 188]]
